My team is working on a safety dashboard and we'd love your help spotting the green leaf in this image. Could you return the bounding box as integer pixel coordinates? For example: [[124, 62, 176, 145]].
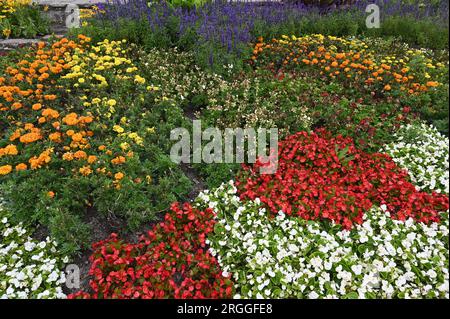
[[343, 291, 359, 299]]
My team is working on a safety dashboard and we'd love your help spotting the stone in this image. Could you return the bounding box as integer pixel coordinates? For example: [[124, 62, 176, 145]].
[[0, 35, 64, 53], [34, 0, 108, 8]]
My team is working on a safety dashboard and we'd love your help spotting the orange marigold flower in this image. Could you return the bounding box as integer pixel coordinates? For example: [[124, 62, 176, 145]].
[[79, 166, 92, 176], [426, 81, 439, 87], [63, 113, 79, 126], [73, 150, 87, 160], [62, 152, 74, 161], [114, 172, 124, 180], [12, 102, 23, 110], [44, 94, 57, 101], [15, 163, 27, 171], [71, 133, 83, 142], [0, 165, 13, 176], [79, 116, 93, 124], [9, 129, 23, 141], [98, 145, 106, 151], [384, 84, 392, 91], [49, 132, 62, 143], [19, 132, 42, 144], [0, 144, 18, 157], [42, 108, 60, 119], [47, 191, 55, 198], [87, 155, 97, 164], [111, 156, 126, 165], [32, 103, 42, 111], [29, 149, 52, 169]]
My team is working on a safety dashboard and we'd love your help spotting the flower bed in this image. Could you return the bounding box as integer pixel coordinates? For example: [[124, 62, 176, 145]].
[[69, 203, 233, 299], [236, 130, 449, 228], [0, 36, 191, 253], [1, 0, 449, 300], [199, 182, 449, 299], [251, 34, 445, 96]]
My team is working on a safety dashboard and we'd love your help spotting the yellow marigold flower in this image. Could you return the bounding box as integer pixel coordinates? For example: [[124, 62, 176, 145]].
[[113, 125, 124, 134], [107, 99, 117, 107], [134, 75, 146, 84], [2, 29, 11, 39], [128, 132, 138, 139]]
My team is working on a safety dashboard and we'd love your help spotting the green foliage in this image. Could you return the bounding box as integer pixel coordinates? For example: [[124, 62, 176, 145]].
[[167, 0, 209, 9], [0, 4, 49, 39]]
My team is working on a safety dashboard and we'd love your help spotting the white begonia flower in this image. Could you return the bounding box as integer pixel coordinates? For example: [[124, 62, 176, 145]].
[[1, 210, 68, 299], [197, 181, 448, 299]]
